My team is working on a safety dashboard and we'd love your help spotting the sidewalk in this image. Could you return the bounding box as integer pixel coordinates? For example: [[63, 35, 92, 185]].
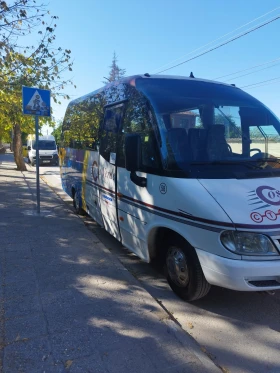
[[0, 152, 220, 373]]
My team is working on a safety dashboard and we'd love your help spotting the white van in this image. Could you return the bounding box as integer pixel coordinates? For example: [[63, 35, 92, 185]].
[[27, 135, 59, 166], [60, 74, 280, 301]]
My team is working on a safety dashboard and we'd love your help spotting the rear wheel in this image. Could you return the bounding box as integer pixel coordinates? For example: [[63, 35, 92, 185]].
[[73, 190, 84, 215], [165, 239, 211, 301]]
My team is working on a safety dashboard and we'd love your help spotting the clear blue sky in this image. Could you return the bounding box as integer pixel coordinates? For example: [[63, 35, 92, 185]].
[[42, 0, 280, 133]]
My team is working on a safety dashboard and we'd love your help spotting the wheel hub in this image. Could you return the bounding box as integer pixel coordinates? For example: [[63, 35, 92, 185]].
[[166, 247, 189, 287]]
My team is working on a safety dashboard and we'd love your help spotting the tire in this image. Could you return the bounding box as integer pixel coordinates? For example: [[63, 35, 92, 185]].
[[165, 238, 211, 301], [73, 190, 84, 215]]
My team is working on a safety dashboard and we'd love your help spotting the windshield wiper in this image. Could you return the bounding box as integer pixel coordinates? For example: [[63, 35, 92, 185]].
[[190, 160, 264, 169]]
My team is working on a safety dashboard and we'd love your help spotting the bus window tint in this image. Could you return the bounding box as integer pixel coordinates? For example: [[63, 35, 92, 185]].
[[100, 104, 124, 162], [136, 78, 280, 172], [62, 93, 105, 149], [118, 90, 159, 170]]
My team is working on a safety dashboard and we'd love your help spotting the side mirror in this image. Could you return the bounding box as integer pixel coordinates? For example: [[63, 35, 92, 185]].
[[125, 134, 147, 188], [27, 146, 31, 150]]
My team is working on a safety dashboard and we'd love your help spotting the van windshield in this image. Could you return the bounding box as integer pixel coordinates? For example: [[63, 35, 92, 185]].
[[136, 78, 280, 178], [32, 140, 56, 150]]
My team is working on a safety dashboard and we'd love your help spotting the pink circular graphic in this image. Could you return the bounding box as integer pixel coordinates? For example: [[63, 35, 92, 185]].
[[256, 186, 280, 206], [265, 210, 277, 221], [250, 212, 263, 223]]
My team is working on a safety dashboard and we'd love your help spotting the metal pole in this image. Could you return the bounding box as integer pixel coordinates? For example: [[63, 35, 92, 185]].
[[35, 115, 40, 214]]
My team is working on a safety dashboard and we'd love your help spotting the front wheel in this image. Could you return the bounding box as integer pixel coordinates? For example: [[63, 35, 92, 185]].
[[165, 241, 211, 301]]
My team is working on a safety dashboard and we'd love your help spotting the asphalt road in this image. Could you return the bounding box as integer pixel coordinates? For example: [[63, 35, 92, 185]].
[[38, 164, 280, 373]]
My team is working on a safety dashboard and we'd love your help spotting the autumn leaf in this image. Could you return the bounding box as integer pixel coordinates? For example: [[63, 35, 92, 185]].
[[64, 360, 73, 369]]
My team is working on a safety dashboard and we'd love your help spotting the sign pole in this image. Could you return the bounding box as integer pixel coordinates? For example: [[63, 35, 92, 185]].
[[35, 115, 40, 214], [22, 86, 51, 215]]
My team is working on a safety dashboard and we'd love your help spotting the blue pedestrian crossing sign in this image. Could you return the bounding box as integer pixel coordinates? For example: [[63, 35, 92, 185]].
[[22, 86, 51, 117]]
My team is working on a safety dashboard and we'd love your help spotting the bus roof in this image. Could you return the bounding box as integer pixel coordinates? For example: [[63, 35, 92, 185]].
[[68, 74, 238, 107]]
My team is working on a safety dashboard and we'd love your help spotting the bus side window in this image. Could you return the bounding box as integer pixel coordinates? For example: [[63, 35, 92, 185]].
[[99, 104, 124, 163], [118, 100, 159, 171], [62, 94, 104, 151]]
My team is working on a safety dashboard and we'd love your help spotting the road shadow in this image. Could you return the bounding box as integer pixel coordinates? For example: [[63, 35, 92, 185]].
[[0, 172, 207, 373]]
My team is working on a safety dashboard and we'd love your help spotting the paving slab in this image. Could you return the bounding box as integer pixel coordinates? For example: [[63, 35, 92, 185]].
[[0, 152, 220, 373]]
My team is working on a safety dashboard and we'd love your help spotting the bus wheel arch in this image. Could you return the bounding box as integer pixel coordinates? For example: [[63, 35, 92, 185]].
[[148, 227, 211, 301], [148, 227, 190, 263]]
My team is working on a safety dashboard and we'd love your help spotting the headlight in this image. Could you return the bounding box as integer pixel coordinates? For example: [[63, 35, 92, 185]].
[[53, 153, 58, 158], [220, 231, 278, 255]]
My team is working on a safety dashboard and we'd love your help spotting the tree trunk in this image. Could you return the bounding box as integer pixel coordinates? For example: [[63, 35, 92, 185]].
[[13, 124, 27, 171], [10, 130, 14, 151]]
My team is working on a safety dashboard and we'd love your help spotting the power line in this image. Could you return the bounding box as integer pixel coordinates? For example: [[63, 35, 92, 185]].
[[151, 5, 280, 74], [241, 76, 280, 88], [243, 79, 280, 89], [225, 61, 280, 82], [245, 80, 280, 89], [214, 56, 280, 80], [155, 15, 280, 75]]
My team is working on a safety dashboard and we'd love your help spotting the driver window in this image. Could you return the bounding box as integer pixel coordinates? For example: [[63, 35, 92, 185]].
[[249, 125, 280, 158], [249, 126, 265, 156]]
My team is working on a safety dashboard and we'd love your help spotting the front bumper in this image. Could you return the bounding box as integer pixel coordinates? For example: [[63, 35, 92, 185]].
[[31, 156, 58, 165], [196, 248, 280, 291], [40, 159, 58, 165]]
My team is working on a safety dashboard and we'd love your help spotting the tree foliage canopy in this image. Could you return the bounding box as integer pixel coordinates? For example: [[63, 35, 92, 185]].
[[0, 0, 75, 169]]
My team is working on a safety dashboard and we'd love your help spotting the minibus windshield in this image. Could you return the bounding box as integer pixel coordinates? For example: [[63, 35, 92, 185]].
[[136, 78, 280, 177], [32, 140, 56, 150]]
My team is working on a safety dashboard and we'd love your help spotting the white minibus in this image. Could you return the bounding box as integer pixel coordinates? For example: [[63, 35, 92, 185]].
[[60, 74, 280, 300]]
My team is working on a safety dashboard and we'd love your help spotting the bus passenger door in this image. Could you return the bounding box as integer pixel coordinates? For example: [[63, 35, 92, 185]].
[[116, 97, 161, 261], [83, 149, 103, 227], [99, 104, 124, 240]]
